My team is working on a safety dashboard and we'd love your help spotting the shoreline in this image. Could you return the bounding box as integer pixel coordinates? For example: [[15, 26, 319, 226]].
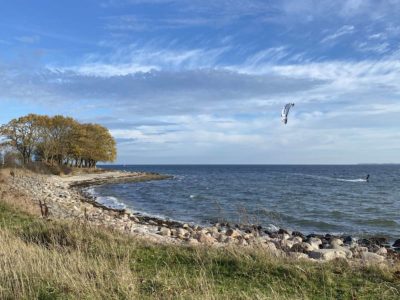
[[2, 168, 399, 263]]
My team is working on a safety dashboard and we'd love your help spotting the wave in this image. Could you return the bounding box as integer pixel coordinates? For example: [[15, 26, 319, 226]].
[[291, 173, 367, 183], [83, 187, 126, 210], [96, 196, 127, 210], [336, 178, 367, 182]]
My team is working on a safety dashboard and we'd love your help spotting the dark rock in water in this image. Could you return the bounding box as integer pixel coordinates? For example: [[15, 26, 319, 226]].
[[324, 234, 332, 241], [278, 228, 289, 235], [393, 239, 400, 248], [370, 236, 388, 246], [343, 236, 353, 244], [306, 233, 324, 240], [254, 225, 262, 231], [269, 232, 279, 239], [264, 230, 272, 236], [292, 231, 305, 239]]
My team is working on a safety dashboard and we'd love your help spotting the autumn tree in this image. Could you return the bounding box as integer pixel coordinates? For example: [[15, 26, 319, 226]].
[[0, 114, 42, 164], [0, 114, 117, 168]]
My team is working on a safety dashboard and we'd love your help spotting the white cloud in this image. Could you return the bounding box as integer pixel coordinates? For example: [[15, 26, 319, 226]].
[[320, 25, 355, 44]]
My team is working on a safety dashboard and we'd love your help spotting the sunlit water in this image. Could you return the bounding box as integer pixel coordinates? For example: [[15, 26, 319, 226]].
[[91, 165, 400, 240]]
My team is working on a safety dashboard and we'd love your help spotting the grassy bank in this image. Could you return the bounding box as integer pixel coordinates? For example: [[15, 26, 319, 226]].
[[1, 201, 400, 299]]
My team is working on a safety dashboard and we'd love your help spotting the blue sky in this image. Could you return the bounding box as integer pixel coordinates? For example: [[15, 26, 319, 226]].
[[1, 0, 400, 164]]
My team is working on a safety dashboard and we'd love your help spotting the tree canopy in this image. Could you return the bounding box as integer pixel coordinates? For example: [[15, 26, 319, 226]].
[[0, 114, 116, 168]]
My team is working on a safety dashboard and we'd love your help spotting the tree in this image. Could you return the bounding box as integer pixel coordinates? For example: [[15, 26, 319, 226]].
[[0, 114, 41, 164], [0, 114, 117, 168]]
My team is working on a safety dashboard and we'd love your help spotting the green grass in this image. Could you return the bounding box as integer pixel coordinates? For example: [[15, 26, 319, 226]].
[[0, 201, 399, 299]]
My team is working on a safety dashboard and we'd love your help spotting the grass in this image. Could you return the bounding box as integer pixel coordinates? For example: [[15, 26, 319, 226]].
[[0, 197, 400, 299]]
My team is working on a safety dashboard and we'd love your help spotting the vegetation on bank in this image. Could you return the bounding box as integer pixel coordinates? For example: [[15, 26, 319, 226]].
[[0, 114, 116, 168], [0, 187, 400, 299]]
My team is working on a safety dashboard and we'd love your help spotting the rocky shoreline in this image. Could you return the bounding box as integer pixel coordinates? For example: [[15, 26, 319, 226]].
[[2, 168, 400, 263]]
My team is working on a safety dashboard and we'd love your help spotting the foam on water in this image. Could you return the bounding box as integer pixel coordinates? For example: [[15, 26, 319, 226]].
[[84, 187, 126, 210]]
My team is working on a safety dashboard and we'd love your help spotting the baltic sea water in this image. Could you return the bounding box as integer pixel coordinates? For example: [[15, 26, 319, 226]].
[[93, 165, 400, 240]]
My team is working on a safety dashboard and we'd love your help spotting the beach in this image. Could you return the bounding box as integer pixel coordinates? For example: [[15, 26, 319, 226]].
[[1, 167, 399, 263]]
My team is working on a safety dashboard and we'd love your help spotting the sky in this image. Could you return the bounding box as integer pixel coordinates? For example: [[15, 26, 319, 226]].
[[1, 0, 400, 164]]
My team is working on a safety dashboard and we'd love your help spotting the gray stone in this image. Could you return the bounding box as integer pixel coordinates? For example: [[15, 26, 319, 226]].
[[309, 249, 347, 261], [375, 247, 387, 256], [308, 237, 322, 250], [159, 227, 171, 237], [361, 252, 385, 263], [225, 228, 241, 238]]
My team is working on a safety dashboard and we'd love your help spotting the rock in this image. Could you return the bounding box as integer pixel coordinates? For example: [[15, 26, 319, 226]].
[[187, 238, 199, 246], [288, 252, 309, 260], [291, 236, 303, 244], [309, 249, 347, 261], [224, 236, 236, 244], [195, 232, 216, 245], [215, 233, 225, 243], [176, 228, 187, 238], [225, 228, 241, 238], [130, 216, 140, 223], [308, 237, 322, 250], [280, 239, 295, 249], [393, 239, 400, 248], [261, 241, 278, 253], [291, 242, 313, 253], [361, 252, 385, 263], [182, 223, 190, 229], [278, 228, 290, 235], [238, 238, 248, 246], [330, 238, 343, 247], [329, 245, 353, 259], [282, 233, 291, 240], [343, 235, 355, 244], [292, 231, 305, 239], [375, 247, 387, 256], [159, 228, 171, 237]]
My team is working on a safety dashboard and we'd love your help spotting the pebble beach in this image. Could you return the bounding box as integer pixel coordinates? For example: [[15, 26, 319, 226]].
[[2, 168, 399, 264]]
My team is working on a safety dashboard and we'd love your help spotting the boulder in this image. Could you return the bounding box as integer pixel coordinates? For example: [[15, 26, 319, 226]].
[[361, 252, 385, 263], [195, 232, 216, 245], [292, 231, 305, 239], [288, 252, 309, 260], [308, 249, 347, 261], [291, 236, 303, 244], [280, 239, 295, 249], [261, 241, 278, 254], [159, 228, 171, 237], [393, 239, 400, 248], [187, 238, 199, 246], [375, 247, 387, 256], [278, 228, 290, 235], [225, 228, 241, 238], [308, 237, 322, 250], [176, 228, 187, 238], [329, 245, 353, 259], [330, 238, 343, 247], [291, 242, 313, 253]]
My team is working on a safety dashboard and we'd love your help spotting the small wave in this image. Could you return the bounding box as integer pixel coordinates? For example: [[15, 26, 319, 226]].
[[291, 173, 368, 183], [336, 178, 367, 182], [96, 196, 126, 210]]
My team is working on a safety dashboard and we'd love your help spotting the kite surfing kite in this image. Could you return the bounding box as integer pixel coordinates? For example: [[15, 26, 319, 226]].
[[281, 103, 295, 124]]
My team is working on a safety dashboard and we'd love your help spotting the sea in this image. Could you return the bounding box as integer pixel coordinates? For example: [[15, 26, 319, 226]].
[[90, 165, 400, 240]]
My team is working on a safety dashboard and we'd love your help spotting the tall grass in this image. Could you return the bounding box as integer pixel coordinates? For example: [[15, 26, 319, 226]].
[[0, 198, 400, 299]]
